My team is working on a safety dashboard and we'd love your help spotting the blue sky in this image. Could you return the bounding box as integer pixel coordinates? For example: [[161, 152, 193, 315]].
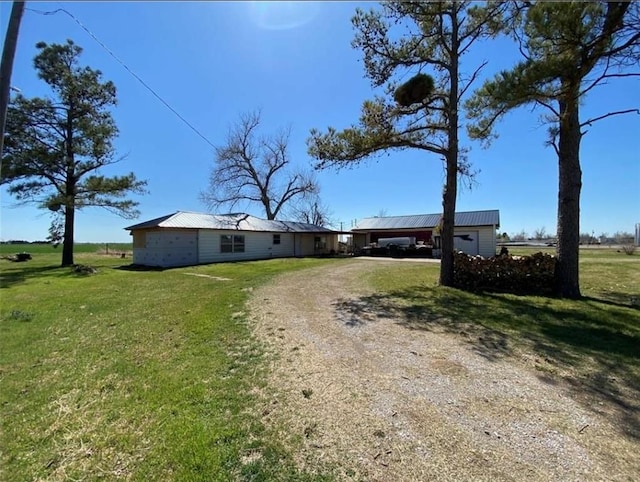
[[1, 1, 638, 243]]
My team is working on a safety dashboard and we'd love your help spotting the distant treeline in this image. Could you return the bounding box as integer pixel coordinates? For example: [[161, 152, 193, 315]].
[[1, 240, 51, 245]]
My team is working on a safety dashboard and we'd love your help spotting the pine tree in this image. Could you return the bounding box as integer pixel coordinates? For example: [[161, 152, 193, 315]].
[[308, 1, 506, 286], [466, 1, 640, 298], [1, 40, 147, 266]]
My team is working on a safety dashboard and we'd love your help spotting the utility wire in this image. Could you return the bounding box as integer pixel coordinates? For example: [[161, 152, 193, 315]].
[[26, 6, 217, 149]]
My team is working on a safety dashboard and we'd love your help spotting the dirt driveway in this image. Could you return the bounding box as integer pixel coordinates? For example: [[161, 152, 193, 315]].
[[248, 260, 638, 481]]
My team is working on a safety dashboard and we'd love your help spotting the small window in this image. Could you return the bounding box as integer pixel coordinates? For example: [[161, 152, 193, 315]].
[[220, 235, 233, 253], [273, 234, 281, 245], [233, 235, 245, 253]]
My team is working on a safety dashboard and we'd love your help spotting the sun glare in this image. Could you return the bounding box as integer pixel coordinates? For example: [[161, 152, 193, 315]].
[[247, 1, 321, 30]]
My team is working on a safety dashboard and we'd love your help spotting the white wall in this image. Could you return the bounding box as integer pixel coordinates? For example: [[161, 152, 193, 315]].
[[132, 229, 339, 267], [454, 230, 479, 255], [199, 230, 295, 264], [133, 230, 198, 267], [453, 227, 495, 257], [476, 226, 496, 257]]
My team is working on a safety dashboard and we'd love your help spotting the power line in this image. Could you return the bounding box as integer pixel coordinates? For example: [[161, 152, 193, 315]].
[[26, 6, 217, 149]]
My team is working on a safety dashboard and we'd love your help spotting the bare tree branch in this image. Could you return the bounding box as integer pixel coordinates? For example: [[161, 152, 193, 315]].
[[580, 108, 640, 128]]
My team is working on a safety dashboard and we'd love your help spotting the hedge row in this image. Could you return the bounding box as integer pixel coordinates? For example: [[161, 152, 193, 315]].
[[453, 251, 556, 295]]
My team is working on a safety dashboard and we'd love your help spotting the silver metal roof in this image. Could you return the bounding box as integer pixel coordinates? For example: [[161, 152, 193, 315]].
[[125, 211, 337, 233], [352, 210, 500, 231]]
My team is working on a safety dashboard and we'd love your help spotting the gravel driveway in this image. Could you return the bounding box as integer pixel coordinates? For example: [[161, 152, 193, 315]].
[[248, 260, 638, 481]]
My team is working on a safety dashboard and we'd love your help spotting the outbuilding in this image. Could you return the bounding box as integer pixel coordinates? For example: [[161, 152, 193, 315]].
[[351, 209, 500, 258], [125, 211, 339, 268]]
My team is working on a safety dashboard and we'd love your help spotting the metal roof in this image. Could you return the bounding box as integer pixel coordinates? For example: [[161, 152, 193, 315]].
[[125, 211, 337, 233], [352, 210, 500, 231]]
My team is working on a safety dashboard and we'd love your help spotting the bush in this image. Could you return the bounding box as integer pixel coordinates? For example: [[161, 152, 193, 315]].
[[622, 244, 636, 255], [453, 251, 556, 295]]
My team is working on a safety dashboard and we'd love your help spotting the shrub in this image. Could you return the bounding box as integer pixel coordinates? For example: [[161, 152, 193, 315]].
[[622, 244, 636, 255]]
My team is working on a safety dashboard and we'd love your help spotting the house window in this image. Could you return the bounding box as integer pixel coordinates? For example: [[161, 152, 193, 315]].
[[314, 236, 327, 250], [233, 235, 245, 252], [221, 234, 245, 253], [273, 234, 281, 245]]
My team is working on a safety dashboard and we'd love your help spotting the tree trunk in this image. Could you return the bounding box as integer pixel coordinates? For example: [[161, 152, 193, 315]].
[[62, 102, 76, 267], [440, 151, 458, 286], [0, 1, 26, 159], [61, 204, 75, 266], [439, 10, 460, 288], [555, 92, 582, 298]]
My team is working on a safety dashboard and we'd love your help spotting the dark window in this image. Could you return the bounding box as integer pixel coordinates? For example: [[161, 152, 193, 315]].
[[221, 234, 245, 253], [273, 234, 281, 245], [220, 235, 233, 253], [233, 235, 245, 253]]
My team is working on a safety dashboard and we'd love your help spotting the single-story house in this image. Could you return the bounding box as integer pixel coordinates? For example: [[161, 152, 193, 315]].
[[125, 211, 339, 268], [351, 209, 500, 258]]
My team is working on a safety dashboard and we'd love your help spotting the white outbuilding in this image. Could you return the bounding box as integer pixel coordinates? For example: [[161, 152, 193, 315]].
[[125, 211, 339, 268]]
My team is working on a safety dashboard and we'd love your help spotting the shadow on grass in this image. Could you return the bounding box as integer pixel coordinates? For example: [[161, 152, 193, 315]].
[[583, 293, 640, 310], [0, 263, 74, 289], [335, 286, 640, 440], [115, 263, 165, 272]]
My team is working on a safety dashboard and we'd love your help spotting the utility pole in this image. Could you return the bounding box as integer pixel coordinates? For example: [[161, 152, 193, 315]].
[[0, 1, 26, 159]]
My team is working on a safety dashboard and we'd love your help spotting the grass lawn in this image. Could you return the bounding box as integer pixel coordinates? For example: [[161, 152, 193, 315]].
[[0, 242, 132, 256], [1, 246, 638, 480], [1, 250, 337, 481]]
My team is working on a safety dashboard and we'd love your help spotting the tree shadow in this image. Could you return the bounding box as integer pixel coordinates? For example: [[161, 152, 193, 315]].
[[334, 285, 640, 440], [114, 263, 165, 272], [0, 263, 72, 289], [582, 294, 640, 311]]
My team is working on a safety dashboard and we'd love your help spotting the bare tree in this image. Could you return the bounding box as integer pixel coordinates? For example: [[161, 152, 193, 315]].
[[201, 111, 318, 220], [533, 227, 547, 240], [288, 194, 334, 227], [511, 230, 528, 242]]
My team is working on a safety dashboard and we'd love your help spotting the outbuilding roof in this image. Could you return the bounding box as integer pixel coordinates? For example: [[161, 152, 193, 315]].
[[352, 210, 500, 231], [125, 211, 337, 233]]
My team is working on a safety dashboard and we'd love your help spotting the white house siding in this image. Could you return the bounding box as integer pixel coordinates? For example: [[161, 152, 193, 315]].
[[454, 230, 479, 255], [453, 227, 495, 257], [198, 230, 296, 264], [476, 226, 496, 258], [298, 234, 316, 256], [133, 230, 198, 267]]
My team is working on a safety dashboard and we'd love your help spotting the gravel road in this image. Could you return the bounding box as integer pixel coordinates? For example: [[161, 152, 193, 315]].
[[248, 260, 638, 481]]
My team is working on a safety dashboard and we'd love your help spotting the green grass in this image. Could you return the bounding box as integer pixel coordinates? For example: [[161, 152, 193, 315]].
[[364, 247, 640, 440], [1, 252, 337, 481], [2, 247, 639, 479], [0, 242, 132, 256]]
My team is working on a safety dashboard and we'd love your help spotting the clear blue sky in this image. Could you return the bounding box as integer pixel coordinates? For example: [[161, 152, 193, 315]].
[[1, 1, 639, 243]]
